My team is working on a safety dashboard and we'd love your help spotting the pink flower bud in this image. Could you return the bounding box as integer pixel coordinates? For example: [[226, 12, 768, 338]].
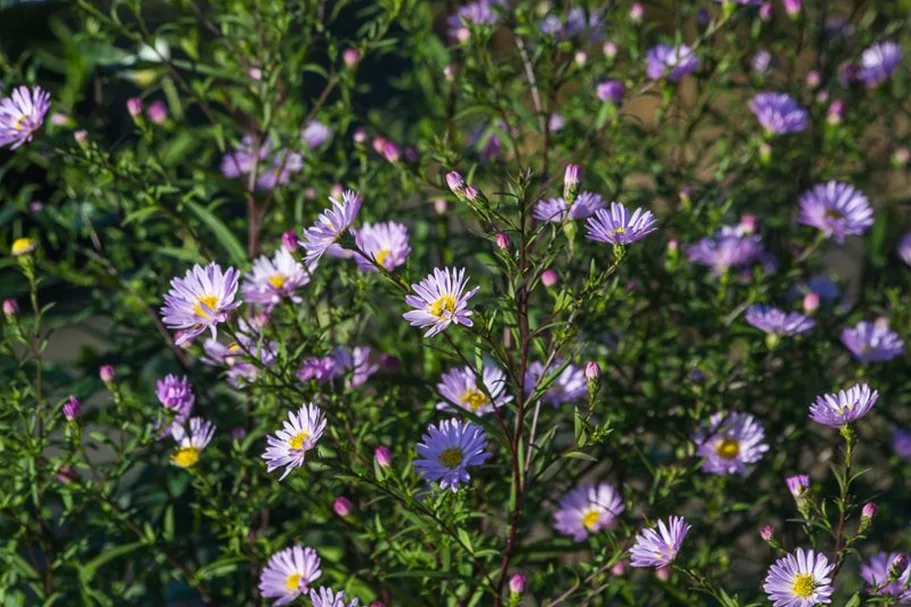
[[826, 100, 846, 125], [803, 291, 820, 313], [891, 554, 909, 576], [333, 496, 354, 517], [281, 229, 299, 251], [585, 361, 601, 381], [353, 128, 367, 144], [862, 501, 878, 519], [443, 65, 455, 81], [759, 3, 773, 21], [739, 215, 758, 235], [456, 27, 470, 43], [248, 67, 262, 81], [74, 130, 88, 145], [342, 47, 361, 67], [304, 187, 318, 200], [667, 240, 679, 253], [369, 602, 386, 607], [382, 141, 400, 163], [433, 198, 448, 214], [629, 3, 644, 22], [805, 70, 821, 89], [372, 136, 388, 155], [574, 51, 587, 67], [63, 395, 81, 421], [56, 465, 78, 485], [875, 316, 891, 331], [495, 233, 510, 250], [126, 97, 143, 118], [50, 112, 69, 126], [610, 560, 627, 576], [563, 164, 581, 202], [783, 0, 801, 17], [508, 572, 526, 594], [331, 184, 344, 199], [602, 41, 618, 59], [655, 566, 671, 581], [760, 524, 774, 541], [541, 269, 558, 288], [147, 100, 168, 124], [445, 171, 466, 197], [892, 148, 910, 167], [99, 365, 116, 384], [2, 298, 18, 318], [375, 446, 392, 468]]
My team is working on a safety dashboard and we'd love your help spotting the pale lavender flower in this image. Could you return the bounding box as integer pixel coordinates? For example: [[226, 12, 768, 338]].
[[534, 192, 606, 223], [841, 320, 904, 363], [763, 548, 834, 607], [300, 191, 363, 265], [797, 182, 873, 243], [220, 135, 269, 178], [297, 355, 339, 384], [752, 50, 773, 74], [694, 412, 769, 475], [262, 404, 327, 480], [255, 151, 304, 190], [750, 93, 809, 134], [242, 249, 312, 309], [156, 374, 195, 433], [301, 120, 332, 150], [629, 516, 691, 568], [809, 383, 878, 428], [332, 345, 381, 388], [597, 80, 625, 105], [553, 482, 625, 541], [258, 546, 322, 606], [585, 202, 658, 245], [310, 587, 359, 607], [897, 232, 911, 266], [0, 85, 50, 149], [447, 0, 503, 40], [354, 221, 411, 272], [857, 41, 902, 88], [541, 7, 604, 40], [169, 417, 216, 468], [160, 263, 241, 346], [685, 229, 766, 273], [403, 267, 478, 337], [413, 418, 491, 492], [203, 321, 277, 388], [525, 360, 587, 407], [63, 396, 81, 421], [860, 552, 911, 602], [645, 44, 699, 81], [787, 474, 810, 498], [436, 365, 512, 415], [892, 429, 911, 461], [745, 305, 816, 337]]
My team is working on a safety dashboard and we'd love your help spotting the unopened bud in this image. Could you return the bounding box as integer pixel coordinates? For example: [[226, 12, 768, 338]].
[[508, 572, 526, 594], [371, 136, 387, 155], [805, 70, 821, 89], [147, 100, 168, 124], [443, 65, 455, 82], [126, 97, 143, 118], [333, 496, 354, 518], [629, 2, 644, 23], [2, 298, 18, 318], [382, 141, 400, 163], [74, 130, 88, 145], [739, 215, 758, 235], [375, 446, 392, 468], [760, 524, 774, 542], [464, 185, 480, 202], [540, 269, 558, 288], [281, 230, 299, 251], [655, 566, 671, 581], [602, 41, 618, 59], [803, 291, 820, 313], [892, 147, 910, 168], [99, 365, 117, 384], [786, 474, 809, 499], [63, 395, 81, 421], [342, 47, 361, 67], [433, 198, 448, 215], [563, 164, 581, 203], [759, 3, 773, 20], [574, 51, 587, 67], [585, 361, 601, 381], [783, 0, 801, 17], [862, 501, 878, 520], [827, 100, 846, 125], [890, 554, 909, 578], [759, 142, 772, 165], [597, 80, 625, 105], [445, 171, 466, 197], [353, 128, 367, 144], [495, 233, 511, 250], [610, 560, 627, 576]]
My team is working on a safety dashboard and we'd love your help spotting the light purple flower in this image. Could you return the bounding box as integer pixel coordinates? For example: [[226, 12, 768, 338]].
[[242, 249, 312, 308], [258, 546, 322, 606], [300, 190, 363, 265], [897, 232, 911, 266], [750, 93, 809, 134], [752, 50, 773, 74], [156, 374, 195, 414], [255, 151, 304, 190], [160, 263, 241, 346], [809, 383, 878, 428], [524, 360, 587, 407], [745, 305, 816, 336], [63, 395, 81, 421], [447, 0, 503, 40], [301, 120, 333, 149], [646, 44, 699, 81], [597, 80, 625, 105], [685, 228, 766, 273], [354, 221, 411, 272], [694, 412, 769, 475], [629, 516, 691, 568], [797, 181, 873, 243], [585, 202, 658, 245], [860, 552, 911, 602], [332, 345, 381, 388], [841, 320, 904, 363], [534, 192, 606, 223], [403, 267, 478, 337], [169, 417, 216, 468], [262, 404, 327, 480], [857, 41, 902, 88], [541, 7, 604, 40], [0, 85, 50, 149], [202, 321, 277, 388], [892, 429, 911, 461], [436, 364, 512, 415], [297, 355, 339, 384], [553, 482, 625, 541], [787, 474, 810, 498], [221, 135, 268, 178], [413, 418, 491, 492], [310, 587, 359, 607], [763, 548, 834, 607]]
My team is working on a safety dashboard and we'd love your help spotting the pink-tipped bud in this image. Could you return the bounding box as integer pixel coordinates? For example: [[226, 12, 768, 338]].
[[805, 70, 821, 89], [495, 233, 510, 250], [891, 554, 909, 577], [667, 240, 679, 253], [563, 164, 581, 202], [56, 465, 78, 485], [443, 65, 455, 82], [602, 41, 618, 59], [126, 97, 143, 118], [760, 524, 774, 541], [330, 183, 344, 199], [3, 298, 18, 318], [446, 171, 466, 197], [147, 100, 168, 124], [862, 501, 878, 519], [51, 112, 69, 126], [433, 198, 448, 215], [610, 560, 627, 576], [508, 572, 526, 594], [304, 188, 318, 200], [892, 147, 910, 168], [541, 269, 558, 288], [382, 141, 400, 163], [333, 496, 354, 518], [875, 316, 891, 331], [783, 0, 801, 17], [375, 446, 392, 468], [629, 2, 644, 23], [574, 51, 587, 67], [739, 215, 758, 235], [464, 185, 480, 202], [248, 67, 263, 81], [456, 27, 470, 43], [342, 47, 361, 67], [74, 130, 88, 145], [759, 3, 773, 21], [99, 365, 116, 384], [826, 100, 846, 125], [803, 291, 820, 313], [63, 395, 81, 421], [231, 427, 248, 441], [353, 128, 368, 144], [281, 229, 299, 251], [655, 566, 671, 581], [585, 361, 601, 381], [372, 136, 388, 155]]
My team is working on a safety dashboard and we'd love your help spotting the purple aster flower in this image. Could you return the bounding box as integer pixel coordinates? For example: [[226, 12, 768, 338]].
[[310, 587, 359, 607], [242, 249, 312, 309], [763, 548, 834, 607], [160, 262, 241, 346], [353, 221, 411, 272], [169, 417, 216, 468], [841, 320, 904, 363], [297, 355, 339, 384], [299, 190, 363, 265], [685, 228, 766, 273], [860, 552, 911, 602], [533, 192, 606, 223], [787, 474, 810, 499], [585, 202, 658, 245], [752, 50, 773, 74], [749, 93, 809, 134], [892, 429, 911, 461], [629, 516, 691, 568], [413, 418, 491, 492], [897, 232, 911, 266], [645, 44, 699, 81], [436, 364, 513, 415], [857, 41, 902, 88], [262, 404, 327, 480], [403, 267, 478, 337], [63, 395, 81, 421], [447, 0, 503, 40], [258, 546, 322, 606], [712, 0, 762, 4], [301, 120, 333, 149], [745, 305, 816, 337], [694, 412, 769, 476], [156, 374, 195, 414], [0, 85, 50, 149], [541, 7, 604, 40], [255, 151, 304, 190], [809, 383, 878, 428], [331, 345, 381, 388], [597, 80, 625, 105], [553, 482, 625, 541], [524, 360, 587, 407], [203, 321, 277, 388], [797, 181, 873, 243], [221, 135, 268, 178]]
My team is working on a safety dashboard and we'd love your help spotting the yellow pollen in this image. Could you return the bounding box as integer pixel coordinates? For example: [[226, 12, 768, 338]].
[[171, 447, 200, 468], [581, 509, 601, 530], [11, 237, 35, 256], [430, 295, 456, 318], [461, 389, 488, 411], [193, 295, 219, 318], [267, 273, 288, 289], [285, 573, 302, 591], [289, 431, 310, 450], [716, 438, 740, 460], [614, 227, 626, 235], [15, 115, 27, 130], [792, 573, 816, 598], [438, 448, 463, 469], [375, 249, 391, 266], [824, 210, 843, 220]]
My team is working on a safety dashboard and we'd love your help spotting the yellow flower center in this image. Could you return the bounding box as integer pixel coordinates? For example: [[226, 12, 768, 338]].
[[438, 448, 463, 469], [716, 438, 740, 460], [268, 273, 288, 289], [11, 237, 34, 256], [614, 227, 626, 235], [375, 249, 391, 266], [430, 295, 456, 318], [15, 115, 27, 131], [289, 431, 310, 451], [581, 509, 601, 531], [285, 573, 301, 591], [461, 389, 488, 411], [193, 295, 219, 318], [171, 447, 200, 468], [792, 573, 816, 598], [825, 210, 843, 220]]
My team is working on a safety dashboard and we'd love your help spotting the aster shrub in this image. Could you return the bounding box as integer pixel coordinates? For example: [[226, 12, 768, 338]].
[[3, 1, 911, 606]]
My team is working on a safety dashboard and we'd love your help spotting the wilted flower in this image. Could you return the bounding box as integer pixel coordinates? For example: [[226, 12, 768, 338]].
[[436, 365, 512, 415], [841, 320, 904, 363], [749, 93, 809, 134], [0, 85, 50, 149], [403, 267, 478, 337], [797, 181, 873, 243], [354, 221, 411, 272], [857, 41, 902, 88], [629, 516, 691, 568], [242, 249, 312, 308], [413, 418, 491, 492], [534, 192, 606, 223], [694, 412, 769, 475], [744, 305, 815, 337], [170, 417, 216, 468], [160, 263, 241, 346], [300, 191, 363, 265], [645, 44, 699, 81], [809, 383, 878, 428], [262, 404, 327, 480], [585, 202, 658, 245], [525, 360, 587, 407], [302, 120, 333, 150], [259, 546, 322, 606], [553, 482, 625, 541], [860, 552, 911, 602], [763, 548, 834, 607]]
